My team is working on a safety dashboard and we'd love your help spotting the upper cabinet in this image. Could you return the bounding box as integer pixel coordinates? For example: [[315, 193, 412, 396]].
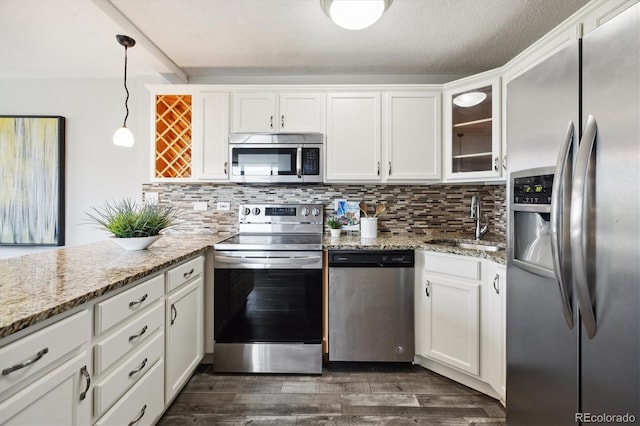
[[232, 92, 324, 133], [154, 93, 194, 179], [325, 90, 441, 183], [196, 92, 230, 181], [443, 73, 502, 181]]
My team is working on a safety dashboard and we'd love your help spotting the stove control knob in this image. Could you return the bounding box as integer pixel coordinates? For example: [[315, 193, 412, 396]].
[[253, 207, 261, 216], [301, 207, 310, 217], [243, 207, 251, 216], [311, 207, 320, 216]]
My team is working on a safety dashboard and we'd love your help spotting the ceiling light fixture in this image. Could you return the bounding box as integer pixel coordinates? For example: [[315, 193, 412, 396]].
[[453, 91, 487, 108], [113, 35, 136, 147], [320, 0, 393, 30]]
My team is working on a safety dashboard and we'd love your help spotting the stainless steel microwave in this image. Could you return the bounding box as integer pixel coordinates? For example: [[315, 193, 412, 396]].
[[228, 133, 323, 183]]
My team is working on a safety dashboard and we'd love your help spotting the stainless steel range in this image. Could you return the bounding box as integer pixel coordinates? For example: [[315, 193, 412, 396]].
[[213, 203, 324, 374]]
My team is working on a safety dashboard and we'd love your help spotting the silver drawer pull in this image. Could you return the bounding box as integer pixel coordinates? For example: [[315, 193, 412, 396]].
[[128, 325, 148, 342], [128, 404, 147, 426], [183, 268, 195, 279], [79, 365, 91, 401], [129, 293, 148, 308], [128, 358, 148, 378], [2, 347, 49, 376]]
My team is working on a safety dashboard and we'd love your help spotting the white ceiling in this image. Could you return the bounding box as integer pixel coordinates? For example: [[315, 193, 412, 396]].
[[0, 0, 590, 83]]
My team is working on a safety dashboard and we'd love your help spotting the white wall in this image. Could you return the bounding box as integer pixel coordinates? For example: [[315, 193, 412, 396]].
[[0, 76, 164, 258]]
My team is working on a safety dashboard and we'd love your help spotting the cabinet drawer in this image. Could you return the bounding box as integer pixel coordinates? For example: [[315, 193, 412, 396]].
[[95, 274, 164, 335], [94, 301, 164, 375], [166, 256, 203, 293], [94, 360, 164, 426], [423, 252, 481, 280], [93, 331, 163, 418], [0, 310, 89, 394]]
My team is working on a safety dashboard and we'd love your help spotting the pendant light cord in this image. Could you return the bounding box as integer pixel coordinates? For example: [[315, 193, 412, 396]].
[[122, 45, 130, 127]]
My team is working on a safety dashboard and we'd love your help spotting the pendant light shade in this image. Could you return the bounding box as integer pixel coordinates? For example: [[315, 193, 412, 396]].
[[321, 0, 393, 30], [113, 35, 136, 147]]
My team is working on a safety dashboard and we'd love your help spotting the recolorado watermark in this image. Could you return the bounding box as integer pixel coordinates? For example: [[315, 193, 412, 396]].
[[576, 412, 636, 423]]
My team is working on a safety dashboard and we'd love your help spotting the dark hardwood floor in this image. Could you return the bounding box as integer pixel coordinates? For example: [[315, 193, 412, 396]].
[[158, 363, 505, 425]]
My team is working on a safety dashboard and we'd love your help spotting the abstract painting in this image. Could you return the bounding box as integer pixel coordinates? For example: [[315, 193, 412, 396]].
[[0, 116, 65, 246]]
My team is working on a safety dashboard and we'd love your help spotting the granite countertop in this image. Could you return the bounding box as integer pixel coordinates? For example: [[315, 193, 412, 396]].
[[0, 235, 225, 339], [1, 232, 505, 340]]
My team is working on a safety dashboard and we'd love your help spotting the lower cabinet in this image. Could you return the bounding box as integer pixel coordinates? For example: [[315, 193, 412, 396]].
[[415, 250, 506, 402], [165, 275, 204, 403]]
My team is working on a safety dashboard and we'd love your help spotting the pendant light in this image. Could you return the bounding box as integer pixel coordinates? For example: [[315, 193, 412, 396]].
[[320, 0, 393, 30], [113, 35, 136, 147]]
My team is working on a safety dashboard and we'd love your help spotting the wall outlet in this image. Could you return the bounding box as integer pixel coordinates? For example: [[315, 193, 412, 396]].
[[145, 192, 159, 203], [216, 202, 231, 211], [193, 202, 208, 211]]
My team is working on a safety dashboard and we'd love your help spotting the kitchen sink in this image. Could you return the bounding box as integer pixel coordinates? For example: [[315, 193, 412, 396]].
[[426, 239, 505, 252]]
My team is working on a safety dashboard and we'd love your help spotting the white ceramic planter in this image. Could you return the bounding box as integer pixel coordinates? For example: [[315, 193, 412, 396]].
[[330, 228, 341, 237], [111, 235, 161, 250]]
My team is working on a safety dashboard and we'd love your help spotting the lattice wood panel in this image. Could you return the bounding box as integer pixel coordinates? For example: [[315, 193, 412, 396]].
[[155, 94, 192, 178]]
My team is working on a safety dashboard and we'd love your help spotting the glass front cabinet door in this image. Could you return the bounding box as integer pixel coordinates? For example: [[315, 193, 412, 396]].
[[443, 74, 502, 180]]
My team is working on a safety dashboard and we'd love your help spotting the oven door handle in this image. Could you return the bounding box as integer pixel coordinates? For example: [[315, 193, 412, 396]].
[[215, 254, 320, 266]]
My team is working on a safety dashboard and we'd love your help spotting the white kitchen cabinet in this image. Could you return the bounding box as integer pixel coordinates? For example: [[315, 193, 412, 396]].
[[485, 264, 506, 403], [195, 92, 230, 181], [232, 92, 323, 133], [164, 257, 204, 404], [325, 92, 382, 181], [443, 71, 502, 181], [383, 91, 441, 181], [415, 251, 480, 375], [0, 310, 91, 426]]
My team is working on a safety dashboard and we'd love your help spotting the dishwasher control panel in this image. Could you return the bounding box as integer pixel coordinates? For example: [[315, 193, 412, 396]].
[[328, 250, 415, 267]]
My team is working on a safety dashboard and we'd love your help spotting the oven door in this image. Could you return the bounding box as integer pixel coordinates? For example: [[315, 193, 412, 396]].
[[213, 250, 323, 345], [229, 144, 322, 183]]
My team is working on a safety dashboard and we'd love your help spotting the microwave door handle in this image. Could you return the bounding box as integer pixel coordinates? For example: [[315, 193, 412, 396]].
[[550, 120, 575, 329], [571, 115, 598, 339], [296, 145, 303, 178]]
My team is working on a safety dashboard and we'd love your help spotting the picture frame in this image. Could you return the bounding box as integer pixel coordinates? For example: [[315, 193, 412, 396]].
[[0, 116, 65, 246]]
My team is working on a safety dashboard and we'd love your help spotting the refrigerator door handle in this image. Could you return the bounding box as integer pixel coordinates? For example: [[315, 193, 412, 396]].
[[570, 114, 598, 339], [550, 121, 575, 329]]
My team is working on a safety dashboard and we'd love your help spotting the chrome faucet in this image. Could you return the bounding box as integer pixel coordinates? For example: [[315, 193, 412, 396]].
[[470, 195, 489, 240]]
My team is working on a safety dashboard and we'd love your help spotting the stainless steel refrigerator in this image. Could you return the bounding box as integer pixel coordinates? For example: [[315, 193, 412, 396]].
[[506, 4, 639, 424]]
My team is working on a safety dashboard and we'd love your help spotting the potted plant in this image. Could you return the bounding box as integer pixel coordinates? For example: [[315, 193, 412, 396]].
[[85, 198, 179, 250], [327, 217, 343, 237]]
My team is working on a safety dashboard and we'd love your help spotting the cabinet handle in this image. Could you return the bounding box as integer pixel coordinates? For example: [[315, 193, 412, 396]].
[[502, 155, 507, 171], [493, 156, 499, 171], [79, 365, 90, 401], [269, 115, 274, 129], [171, 304, 177, 325], [2, 347, 49, 375], [377, 162, 380, 176], [281, 114, 285, 128], [425, 280, 431, 297], [129, 325, 148, 342], [388, 161, 392, 176], [128, 404, 147, 426], [493, 274, 500, 294], [224, 161, 228, 175], [129, 293, 148, 308], [183, 268, 195, 279], [128, 358, 148, 378]]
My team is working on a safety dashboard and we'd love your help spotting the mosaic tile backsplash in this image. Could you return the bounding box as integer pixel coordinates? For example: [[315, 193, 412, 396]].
[[142, 183, 506, 241]]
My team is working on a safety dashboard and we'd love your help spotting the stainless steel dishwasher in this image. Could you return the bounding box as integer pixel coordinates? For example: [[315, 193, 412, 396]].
[[328, 250, 415, 362]]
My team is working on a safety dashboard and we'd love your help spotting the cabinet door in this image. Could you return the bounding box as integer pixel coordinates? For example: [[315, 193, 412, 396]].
[[496, 265, 506, 402], [165, 277, 204, 403], [423, 275, 480, 375], [0, 352, 91, 425], [384, 92, 441, 181], [232, 92, 277, 133], [325, 93, 381, 181], [197, 92, 230, 181], [443, 75, 502, 180], [278, 93, 323, 132]]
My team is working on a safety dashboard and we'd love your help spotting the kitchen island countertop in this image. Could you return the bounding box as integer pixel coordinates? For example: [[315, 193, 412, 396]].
[[1, 232, 505, 340]]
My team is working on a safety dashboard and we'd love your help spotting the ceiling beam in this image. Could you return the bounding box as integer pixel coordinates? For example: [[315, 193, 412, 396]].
[[90, 0, 188, 83]]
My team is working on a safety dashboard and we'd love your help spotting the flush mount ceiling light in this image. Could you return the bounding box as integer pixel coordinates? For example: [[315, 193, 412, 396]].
[[453, 91, 487, 108], [113, 34, 136, 147], [320, 0, 393, 30]]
